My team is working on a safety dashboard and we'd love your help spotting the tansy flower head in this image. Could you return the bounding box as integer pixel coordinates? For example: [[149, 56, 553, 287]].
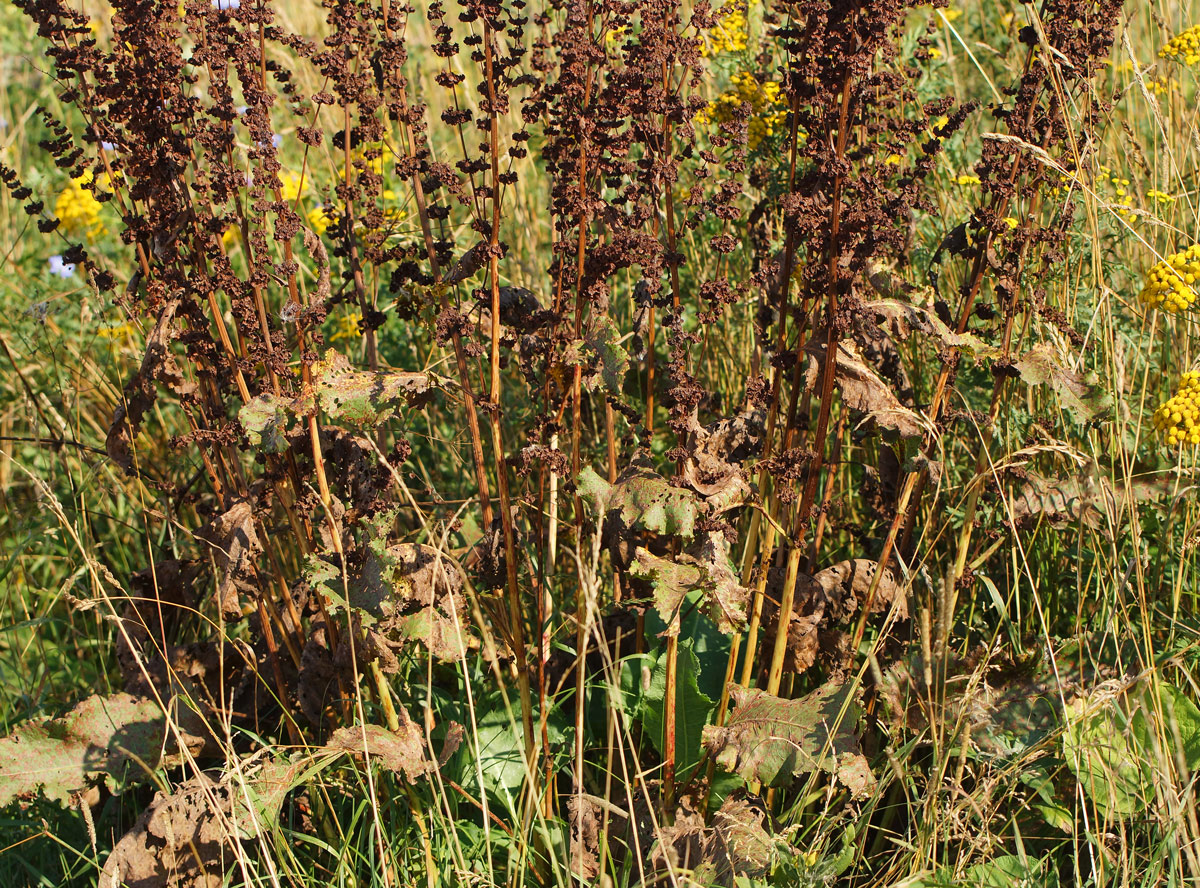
[[1153, 371, 1200, 446], [54, 172, 106, 241], [1160, 25, 1200, 66], [1139, 244, 1200, 313], [701, 3, 749, 57]]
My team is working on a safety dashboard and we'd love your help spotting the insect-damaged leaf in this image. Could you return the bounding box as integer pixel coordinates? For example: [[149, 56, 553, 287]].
[[195, 499, 260, 619], [863, 297, 998, 359], [703, 683, 875, 798], [238, 393, 294, 454], [313, 350, 431, 427], [631, 530, 749, 636], [1013, 343, 1113, 423], [581, 314, 630, 397], [325, 714, 436, 783], [0, 693, 204, 806], [100, 758, 302, 888], [803, 336, 924, 439], [577, 458, 702, 541]]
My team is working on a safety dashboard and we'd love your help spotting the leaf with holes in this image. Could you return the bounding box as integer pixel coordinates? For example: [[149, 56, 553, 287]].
[[703, 683, 874, 797], [238, 394, 294, 453], [1014, 344, 1112, 423], [313, 350, 431, 427], [578, 459, 702, 541]]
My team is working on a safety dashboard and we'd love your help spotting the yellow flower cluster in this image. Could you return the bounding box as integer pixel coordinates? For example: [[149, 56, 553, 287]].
[[54, 172, 106, 241], [309, 205, 333, 236], [955, 174, 981, 187], [1146, 189, 1175, 206], [327, 312, 362, 343], [1160, 25, 1200, 66], [1097, 163, 1137, 223], [1139, 244, 1200, 312], [697, 72, 788, 150], [1153, 371, 1200, 446], [702, 3, 748, 57]]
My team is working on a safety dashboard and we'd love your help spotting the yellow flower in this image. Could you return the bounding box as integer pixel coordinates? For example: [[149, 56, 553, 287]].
[[927, 47, 943, 59], [1002, 216, 1019, 229], [1153, 370, 1200, 446], [701, 3, 748, 57], [941, 7, 963, 22], [1147, 189, 1175, 206], [605, 25, 626, 47], [1139, 243, 1200, 313], [222, 226, 238, 248], [701, 71, 790, 150], [885, 154, 902, 165], [327, 312, 361, 343], [97, 322, 135, 342], [1160, 24, 1200, 67], [308, 205, 333, 236], [955, 174, 981, 186], [279, 171, 305, 203], [54, 171, 106, 241]]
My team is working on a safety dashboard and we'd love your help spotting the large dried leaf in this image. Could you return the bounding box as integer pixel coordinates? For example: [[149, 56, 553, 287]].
[[804, 337, 924, 439], [699, 796, 786, 885], [681, 409, 762, 508], [100, 760, 300, 888], [195, 499, 260, 619], [313, 350, 431, 426], [630, 530, 749, 636], [703, 683, 874, 797], [577, 458, 702, 541], [1013, 344, 1113, 423], [0, 693, 203, 805], [325, 714, 435, 783], [1008, 468, 1170, 531]]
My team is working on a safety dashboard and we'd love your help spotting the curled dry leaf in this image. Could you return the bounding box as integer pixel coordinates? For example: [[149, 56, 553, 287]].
[[442, 239, 487, 284], [577, 457, 702, 542], [863, 296, 996, 359], [0, 692, 206, 806], [699, 795, 784, 885], [303, 226, 331, 303], [762, 559, 905, 675], [324, 711, 458, 784], [581, 314, 631, 398], [631, 530, 749, 636], [107, 297, 194, 473], [195, 499, 260, 620], [703, 683, 875, 798], [567, 794, 602, 881], [803, 335, 924, 439], [681, 408, 763, 509]]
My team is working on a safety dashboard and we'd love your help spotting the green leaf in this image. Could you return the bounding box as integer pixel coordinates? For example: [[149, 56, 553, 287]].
[[1063, 691, 1150, 817], [577, 459, 702, 541], [703, 682, 874, 797], [582, 315, 630, 396], [641, 640, 715, 780]]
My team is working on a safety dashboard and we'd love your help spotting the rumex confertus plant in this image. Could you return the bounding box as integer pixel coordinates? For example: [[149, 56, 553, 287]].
[[0, 0, 1138, 882]]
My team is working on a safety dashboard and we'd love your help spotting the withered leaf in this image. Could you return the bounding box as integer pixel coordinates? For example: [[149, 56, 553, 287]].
[[325, 713, 435, 783], [631, 530, 749, 636], [701, 795, 785, 884], [703, 683, 875, 798], [101, 761, 299, 888], [864, 297, 997, 359], [577, 458, 702, 541], [443, 239, 487, 284], [195, 499, 260, 619], [803, 336, 924, 439], [681, 409, 762, 509], [581, 314, 630, 397], [1014, 344, 1113, 423], [0, 693, 205, 806]]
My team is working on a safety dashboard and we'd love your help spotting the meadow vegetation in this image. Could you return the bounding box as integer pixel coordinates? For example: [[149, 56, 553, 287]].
[[0, 0, 1199, 885]]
